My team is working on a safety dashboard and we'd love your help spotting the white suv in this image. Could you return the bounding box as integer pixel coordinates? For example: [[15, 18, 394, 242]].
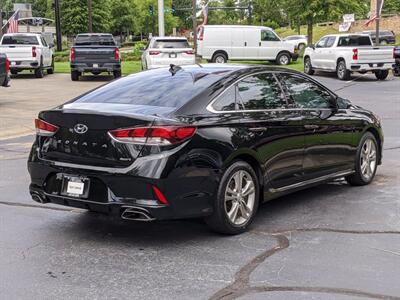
[[141, 37, 195, 70]]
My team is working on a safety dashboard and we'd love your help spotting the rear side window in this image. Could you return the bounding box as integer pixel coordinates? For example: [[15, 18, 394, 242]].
[[325, 36, 336, 47], [74, 35, 116, 46], [1, 35, 39, 45], [280, 74, 333, 109], [74, 69, 219, 108], [338, 36, 371, 46], [152, 39, 190, 49], [212, 73, 287, 111]]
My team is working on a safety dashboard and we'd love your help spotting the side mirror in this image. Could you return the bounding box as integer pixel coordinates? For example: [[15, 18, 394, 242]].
[[49, 43, 54, 48], [311, 44, 316, 50]]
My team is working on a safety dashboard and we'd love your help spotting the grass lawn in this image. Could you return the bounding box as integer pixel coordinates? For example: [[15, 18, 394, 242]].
[[55, 59, 303, 76]]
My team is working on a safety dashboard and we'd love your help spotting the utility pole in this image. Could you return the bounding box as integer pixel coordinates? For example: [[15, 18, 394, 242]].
[[88, 0, 93, 33], [375, 0, 381, 45], [158, 0, 164, 36], [192, 0, 198, 62], [54, 0, 62, 51]]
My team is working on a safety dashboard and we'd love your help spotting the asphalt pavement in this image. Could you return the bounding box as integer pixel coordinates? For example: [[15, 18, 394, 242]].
[[0, 71, 399, 300]]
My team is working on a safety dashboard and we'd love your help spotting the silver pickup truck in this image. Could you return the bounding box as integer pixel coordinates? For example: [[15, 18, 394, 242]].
[[304, 34, 395, 80], [70, 33, 121, 81]]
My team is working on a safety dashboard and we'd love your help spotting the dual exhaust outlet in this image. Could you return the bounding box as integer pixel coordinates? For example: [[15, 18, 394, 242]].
[[121, 206, 155, 222]]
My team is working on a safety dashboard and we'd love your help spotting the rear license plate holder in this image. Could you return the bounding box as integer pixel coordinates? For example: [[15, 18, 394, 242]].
[[169, 53, 177, 58], [61, 175, 90, 198], [93, 63, 99, 68]]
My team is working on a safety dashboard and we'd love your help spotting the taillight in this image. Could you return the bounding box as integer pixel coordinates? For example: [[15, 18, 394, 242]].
[[352, 49, 358, 60], [35, 119, 59, 136], [32, 46, 37, 58], [185, 50, 195, 55], [115, 48, 120, 60], [198, 27, 204, 41], [108, 126, 197, 145], [149, 51, 161, 56], [70, 48, 75, 62], [5, 57, 10, 73], [152, 185, 168, 205]]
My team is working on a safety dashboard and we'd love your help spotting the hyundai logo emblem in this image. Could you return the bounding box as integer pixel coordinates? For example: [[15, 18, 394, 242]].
[[73, 124, 88, 134]]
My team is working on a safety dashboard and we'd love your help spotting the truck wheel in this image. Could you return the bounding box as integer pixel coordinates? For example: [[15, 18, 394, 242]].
[[276, 52, 291, 65], [212, 53, 227, 63], [375, 70, 389, 80], [304, 57, 315, 75], [205, 161, 259, 235], [35, 61, 44, 78], [71, 71, 80, 81], [113, 70, 122, 79], [336, 60, 350, 80], [47, 58, 55, 75]]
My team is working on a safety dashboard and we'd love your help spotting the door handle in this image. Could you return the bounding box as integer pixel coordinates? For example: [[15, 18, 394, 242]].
[[304, 124, 319, 130], [244, 42, 247, 46], [249, 127, 267, 132], [259, 42, 261, 46]]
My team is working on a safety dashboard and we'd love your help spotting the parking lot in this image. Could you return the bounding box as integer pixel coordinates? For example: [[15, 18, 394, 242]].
[[0, 72, 400, 299]]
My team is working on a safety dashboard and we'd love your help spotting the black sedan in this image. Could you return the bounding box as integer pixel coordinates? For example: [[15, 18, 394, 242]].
[[28, 65, 383, 234]]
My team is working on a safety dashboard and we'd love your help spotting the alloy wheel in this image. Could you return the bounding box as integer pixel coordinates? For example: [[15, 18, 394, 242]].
[[360, 138, 377, 181], [279, 55, 289, 65], [215, 56, 226, 63], [224, 170, 256, 226]]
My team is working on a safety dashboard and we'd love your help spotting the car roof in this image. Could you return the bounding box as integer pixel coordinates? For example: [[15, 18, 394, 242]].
[[76, 33, 113, 36], [202, 25, 273, 31], [3, 33, 41, 36], [151, 36, 188, 40]]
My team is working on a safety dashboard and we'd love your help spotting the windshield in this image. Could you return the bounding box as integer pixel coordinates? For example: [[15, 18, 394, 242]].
[[74, 68, 220, 109], [1, 35, 39, 45], [152, 39, 190, 49], [74, 35, 116, 46]]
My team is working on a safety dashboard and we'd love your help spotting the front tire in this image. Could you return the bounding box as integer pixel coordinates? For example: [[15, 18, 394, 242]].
[[304, 57, 315, 75], [337, 60, 351, 80], [375, 70, 389, 80], [205, 161, 259, 235], [346, 132, 378, 186], [276, 52, 291, 65]]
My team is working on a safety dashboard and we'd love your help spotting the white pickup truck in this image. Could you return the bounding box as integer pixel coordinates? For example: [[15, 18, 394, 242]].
[[0, 33, 54, 78], [304, 34, 395, 80]]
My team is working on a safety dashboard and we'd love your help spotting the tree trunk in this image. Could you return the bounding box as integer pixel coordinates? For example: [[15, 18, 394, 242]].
[[307, 17, 313, 45]]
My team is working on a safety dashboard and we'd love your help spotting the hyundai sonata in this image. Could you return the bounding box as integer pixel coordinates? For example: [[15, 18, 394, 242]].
[[28, 65, 383, 234]]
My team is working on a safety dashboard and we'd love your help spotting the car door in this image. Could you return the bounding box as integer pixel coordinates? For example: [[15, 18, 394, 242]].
[[40, 37, 50, 66], [319, 36, 337, 69], [259, 29, 282, 60], [279, 73, 356, 180], [227, 72, 306, 192], [311, 37, 328, 68], [242, 28, 259, 59]]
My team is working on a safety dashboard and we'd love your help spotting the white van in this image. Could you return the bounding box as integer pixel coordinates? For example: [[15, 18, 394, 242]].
[[197, 25, 298, 65]]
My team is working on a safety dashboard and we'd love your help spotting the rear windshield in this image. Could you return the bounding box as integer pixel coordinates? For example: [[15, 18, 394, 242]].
[[338, 36, 372, 47], [152, 39, 190, 49], [74, 35, 116, 46], [1, 35, 39, 45], [74, 68, 219, 108]]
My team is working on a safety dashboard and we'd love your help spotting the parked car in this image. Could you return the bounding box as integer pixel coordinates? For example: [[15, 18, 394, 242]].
[[0, 53, 10, 87], [197, 25, 298, 65], [0, 33, 54, 78], [70, 33, 121, 81], [284, 35, 308, 50], [304, 34, 395, 80], [393, 46, 400, 77], [28, 65, 383, 234], [141, 37, 195, 70], [362, 30, 396, 45]]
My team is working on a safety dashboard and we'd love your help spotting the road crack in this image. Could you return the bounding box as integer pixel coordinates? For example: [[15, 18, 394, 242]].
[[209, 228, 400, 300], [0, 200, 81, 213]]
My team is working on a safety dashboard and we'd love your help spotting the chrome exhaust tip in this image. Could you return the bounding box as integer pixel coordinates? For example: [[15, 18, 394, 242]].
[[121, 206, 155, 222], [31, 192, 49, 204]]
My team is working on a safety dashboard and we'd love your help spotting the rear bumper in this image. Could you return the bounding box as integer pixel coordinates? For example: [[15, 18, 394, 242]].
[[71, 62, 121, 73], [147, 59, 195, 69], [10, 60, 40, 70], [350, 62, 393, 72]]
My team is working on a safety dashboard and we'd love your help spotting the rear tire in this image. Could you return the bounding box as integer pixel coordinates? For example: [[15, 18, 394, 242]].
[[113, 70, 122, 79], [337, 60, 351, 80], [375, 70, 389, 80], [212, 52, 227, 63], [346, 132, 378, 186], [276, 52, 291, 65], [205, 161, 259, 235], [304, 57, 315, 75], [35, 61, 44, 78], [10, 70, 18, 75], [71, 70, 80, 81]]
